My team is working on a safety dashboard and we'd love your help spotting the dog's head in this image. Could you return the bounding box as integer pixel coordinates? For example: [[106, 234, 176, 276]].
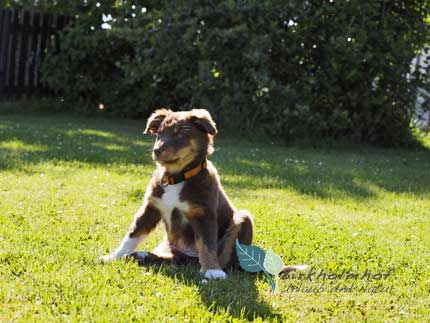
[[144, 109, 217, 173]]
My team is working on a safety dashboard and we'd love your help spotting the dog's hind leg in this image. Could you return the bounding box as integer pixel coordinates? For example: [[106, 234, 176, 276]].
[[217, 210, 254, 268]]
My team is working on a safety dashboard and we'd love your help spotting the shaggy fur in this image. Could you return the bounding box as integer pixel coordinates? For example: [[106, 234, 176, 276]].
[[100, 109, 254, 279]]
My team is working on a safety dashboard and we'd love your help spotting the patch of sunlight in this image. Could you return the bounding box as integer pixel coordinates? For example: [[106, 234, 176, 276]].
[[412, 128, 430, 149], [351, 178, 383, 196], [91, 142, 127, 151], [131, 140, 153, 148], [423, 138, 430, 150], [224, 173, 286, 188], [79, 129, 118, 138], [66, 129, 121, 140], [0, 140, 47, 152]]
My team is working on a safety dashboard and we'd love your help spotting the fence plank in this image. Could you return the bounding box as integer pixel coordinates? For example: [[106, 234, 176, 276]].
[[0, 8, 71, 98], [38, 12, 53, 96], [5, 9, 19, 95], [0, 10, 3, 37], [38, 12, 51, 70], [17, 10, 30, 94], [27, 11, 40, 92], [24, 10, 34, 89], [0, 9, 9, 97]]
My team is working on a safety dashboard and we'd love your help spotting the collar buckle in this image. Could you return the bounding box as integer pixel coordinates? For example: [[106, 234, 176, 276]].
[[161, 175, 169, 187]]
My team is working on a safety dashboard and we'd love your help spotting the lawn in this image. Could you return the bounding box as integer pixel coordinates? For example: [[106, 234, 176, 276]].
[[1, 111, 429, 322]]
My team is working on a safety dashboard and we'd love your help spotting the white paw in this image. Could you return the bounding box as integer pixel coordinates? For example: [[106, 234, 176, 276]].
[[204, 269, 227, 280], [129, 251, 149, 260], [99, 253, 119, 262]]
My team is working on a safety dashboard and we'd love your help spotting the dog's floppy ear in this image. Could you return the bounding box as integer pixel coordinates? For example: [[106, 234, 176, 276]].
[[144, 109, 172, 135], [188, 109, 217, 136]]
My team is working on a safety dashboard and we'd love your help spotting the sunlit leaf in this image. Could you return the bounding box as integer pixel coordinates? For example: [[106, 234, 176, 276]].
[[235, 239, 265, 273], [263, 248, 284, 276]]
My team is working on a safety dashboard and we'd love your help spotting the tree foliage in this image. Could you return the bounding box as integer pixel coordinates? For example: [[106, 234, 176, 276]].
[[21, 0, 430, 145]]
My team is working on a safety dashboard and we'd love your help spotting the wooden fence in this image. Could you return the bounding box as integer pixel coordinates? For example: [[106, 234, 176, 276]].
[[0, 8, 71, 98]]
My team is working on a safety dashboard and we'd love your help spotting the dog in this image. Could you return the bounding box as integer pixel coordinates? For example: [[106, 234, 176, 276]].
[[100, 108, 254, 279]]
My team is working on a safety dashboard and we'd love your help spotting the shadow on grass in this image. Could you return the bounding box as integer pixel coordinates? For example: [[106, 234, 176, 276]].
[[0, 116, 154, 171], [212, 145, 430, 199], [1, 114, 430, 200], [141, 263, 281, 321]]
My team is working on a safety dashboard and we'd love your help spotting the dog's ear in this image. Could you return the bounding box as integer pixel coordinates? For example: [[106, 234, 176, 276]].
[[144, 109, 172, 135], [188, 109, 217, 136]]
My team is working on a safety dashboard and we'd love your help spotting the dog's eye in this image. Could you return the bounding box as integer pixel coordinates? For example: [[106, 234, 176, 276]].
[[177, 130, 191, 138], [180, 127, 192, 134]]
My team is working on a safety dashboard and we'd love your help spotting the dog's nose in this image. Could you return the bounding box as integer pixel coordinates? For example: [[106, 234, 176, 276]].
[[153, 147, 163, 157]]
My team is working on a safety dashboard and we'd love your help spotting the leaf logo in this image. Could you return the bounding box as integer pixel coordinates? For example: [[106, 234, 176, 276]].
[[235, 239, 266, 273], [235, 239, 276, 292], [263, 248, 285, 276], [235, 240, 308, 293]]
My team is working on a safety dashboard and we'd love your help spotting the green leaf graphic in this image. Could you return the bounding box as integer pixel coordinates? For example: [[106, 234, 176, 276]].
[[263, 270, 277, 293], [263, 248, 285, 276], [235, 239, 266, 273]]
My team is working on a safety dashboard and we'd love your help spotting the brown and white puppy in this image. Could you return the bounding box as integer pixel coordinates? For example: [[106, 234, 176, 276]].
[[100, 108, 253, 279]]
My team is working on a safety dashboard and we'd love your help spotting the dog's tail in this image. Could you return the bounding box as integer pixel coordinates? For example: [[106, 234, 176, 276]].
[[281, 264, 309, 275], [235, 209, 254, 245]]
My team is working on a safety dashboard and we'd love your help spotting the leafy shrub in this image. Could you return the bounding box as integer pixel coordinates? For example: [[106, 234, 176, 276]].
[[39, 0, 430, 145]]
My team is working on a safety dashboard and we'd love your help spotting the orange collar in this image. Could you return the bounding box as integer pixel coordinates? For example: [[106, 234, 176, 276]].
[[161, 160, 208, 186]]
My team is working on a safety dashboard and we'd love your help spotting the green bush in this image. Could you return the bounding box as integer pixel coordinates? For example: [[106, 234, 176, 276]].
[[39, 1, 430, 145]]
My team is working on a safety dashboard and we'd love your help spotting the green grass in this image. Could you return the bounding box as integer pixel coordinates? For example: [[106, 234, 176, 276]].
[[1, 111, 430, 322]]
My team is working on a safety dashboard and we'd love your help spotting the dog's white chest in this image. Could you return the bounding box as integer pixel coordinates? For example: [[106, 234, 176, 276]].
[[152, 183, 189, 228]]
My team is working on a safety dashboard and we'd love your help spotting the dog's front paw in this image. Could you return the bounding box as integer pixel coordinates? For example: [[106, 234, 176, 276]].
[[99, 253, 119, 262], [125, 251, 150, 265], [203, 269, 227, 280]]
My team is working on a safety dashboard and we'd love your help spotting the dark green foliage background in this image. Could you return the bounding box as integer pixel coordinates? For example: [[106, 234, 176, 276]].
[[8, 0, 430, 145]]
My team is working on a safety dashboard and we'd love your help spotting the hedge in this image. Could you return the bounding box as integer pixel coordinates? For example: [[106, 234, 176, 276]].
[[15, 0, 430, 145]]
